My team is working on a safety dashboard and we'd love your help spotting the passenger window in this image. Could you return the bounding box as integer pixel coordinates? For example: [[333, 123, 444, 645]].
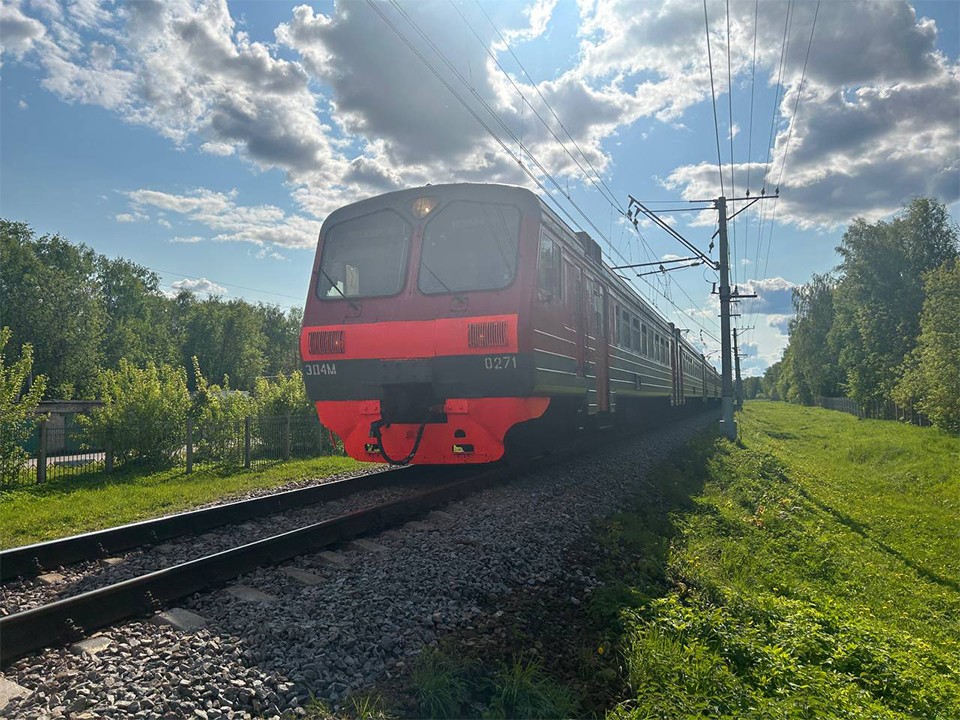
[[632, 318, 640, 352], [641, 323, 648, 356], [614, 305, 622, 346], [537, 232, 562, 298]]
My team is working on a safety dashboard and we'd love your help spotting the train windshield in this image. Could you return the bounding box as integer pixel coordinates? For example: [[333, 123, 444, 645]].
[[418, 201, 521, 294], [317, 210, 411, 299]]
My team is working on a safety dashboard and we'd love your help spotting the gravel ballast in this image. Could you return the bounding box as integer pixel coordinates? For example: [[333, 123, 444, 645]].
[[1, 414, 718, 718], [0, 467, 395, 617]]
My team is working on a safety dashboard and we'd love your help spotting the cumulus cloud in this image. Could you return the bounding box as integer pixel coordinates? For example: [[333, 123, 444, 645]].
[[171, 277, 226, 295], [0, 1, 46, 59], [659, 1, 959, 226], [766, 313, 793, 334], [123, 187, 320, 249], [2, 0, 955, 238], [737, 277, 796, 315]]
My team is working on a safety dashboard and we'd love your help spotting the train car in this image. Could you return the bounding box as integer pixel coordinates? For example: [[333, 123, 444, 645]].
[[300, 183, 719, 465]]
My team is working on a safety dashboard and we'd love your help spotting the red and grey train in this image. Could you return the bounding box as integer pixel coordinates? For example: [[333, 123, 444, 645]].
[[300, 183, 720, 465]]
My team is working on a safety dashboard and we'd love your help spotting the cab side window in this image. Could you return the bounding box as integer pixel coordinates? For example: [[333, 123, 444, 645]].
[[537, 232, 562, 298]]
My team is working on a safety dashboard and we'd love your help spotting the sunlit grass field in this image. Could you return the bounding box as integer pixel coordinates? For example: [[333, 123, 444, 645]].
[[0, 456, 371, 549], [597, 402, 959, 719]]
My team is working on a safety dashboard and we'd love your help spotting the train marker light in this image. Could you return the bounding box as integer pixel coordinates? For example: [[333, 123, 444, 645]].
[[412, 197, 439, 218]]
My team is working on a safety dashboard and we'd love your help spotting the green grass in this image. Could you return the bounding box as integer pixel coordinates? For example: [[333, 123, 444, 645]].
[[597, 402, 960, 719], [0, 455, 371, 549]]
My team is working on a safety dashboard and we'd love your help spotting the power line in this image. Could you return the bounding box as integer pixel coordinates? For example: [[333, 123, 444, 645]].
[[703, 0, 725, 197], [369, 1, 722, 347], [459, 1, 661, 271], [150, 267, 304, 302], [762, 0, 820, 286], [725, 0, 737, 287]]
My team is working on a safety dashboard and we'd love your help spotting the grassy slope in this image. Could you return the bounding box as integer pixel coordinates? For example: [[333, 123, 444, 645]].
[[599, 402, 959, 719], [0, 456, 370, 549]]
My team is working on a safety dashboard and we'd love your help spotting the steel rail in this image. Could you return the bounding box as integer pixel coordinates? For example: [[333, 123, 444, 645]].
[[0, 467, 418, 582], [0, 465, 505, 666]]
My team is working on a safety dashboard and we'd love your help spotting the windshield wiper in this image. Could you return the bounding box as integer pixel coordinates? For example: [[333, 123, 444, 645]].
[[317, 266, 360, 311], [420, 261, 466, 303]]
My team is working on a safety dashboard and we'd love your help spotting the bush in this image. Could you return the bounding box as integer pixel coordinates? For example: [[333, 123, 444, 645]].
[[0, 327, 46, 486], [190, 357, 254, 462], [78, 360, 190, 466]]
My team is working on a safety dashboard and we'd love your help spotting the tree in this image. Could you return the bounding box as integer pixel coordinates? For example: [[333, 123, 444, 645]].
[[787, 273, 843, 398], [742, 376, 762, 400], [0, 328, 47, 485], [258, 304, 303, 377], [829, 199, 958, 404], [179, 297, 267, 390], [894, 259, 960, 433], [98, 256, 178, 370], [0, 221, 105, 398], [762, 361, 783, 401]]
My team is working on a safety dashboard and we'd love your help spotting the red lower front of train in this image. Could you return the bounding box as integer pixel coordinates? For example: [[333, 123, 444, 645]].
[[316, 397, 548, 464], [301, 314, 548, 465]]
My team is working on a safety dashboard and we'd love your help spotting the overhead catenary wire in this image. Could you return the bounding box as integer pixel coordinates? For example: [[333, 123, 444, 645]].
[[369, 0, 722, 349], [703, 0, 726, 198], [725, 0, 738, 288], [469, 0, 627, 217], [458, 0, 661, 271], [761, 0, 820, 288]]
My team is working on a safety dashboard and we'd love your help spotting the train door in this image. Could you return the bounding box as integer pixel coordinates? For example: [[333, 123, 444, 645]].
[[564, 258, 585, 374], [596, 285, 610, 412], [675, 346, 684, 406]]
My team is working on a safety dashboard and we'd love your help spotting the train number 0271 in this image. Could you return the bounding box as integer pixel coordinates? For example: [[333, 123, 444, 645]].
[[305, 362, 337, 376], [483, 355, 517, 370]]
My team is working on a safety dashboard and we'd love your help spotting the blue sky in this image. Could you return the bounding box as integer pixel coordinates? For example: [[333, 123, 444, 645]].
[[2, 0, 958, 375]]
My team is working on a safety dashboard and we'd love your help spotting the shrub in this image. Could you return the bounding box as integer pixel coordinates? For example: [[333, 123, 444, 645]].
[[78, 360, 190, 466], [0, 327, 46, 486], [190, 357, 254, 462]]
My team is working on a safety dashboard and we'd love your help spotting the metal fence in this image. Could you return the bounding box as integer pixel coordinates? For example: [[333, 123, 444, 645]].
[[814, 396, 934, 428], [14, 414, 341, 487]]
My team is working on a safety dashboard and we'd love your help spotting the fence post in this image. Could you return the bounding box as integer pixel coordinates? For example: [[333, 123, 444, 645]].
[[283, 414, 291, 462], [105, 437, 113, 474], [36, 420, 47, 484], [244, 417, 251, 469], [186, 418, 194, 474]]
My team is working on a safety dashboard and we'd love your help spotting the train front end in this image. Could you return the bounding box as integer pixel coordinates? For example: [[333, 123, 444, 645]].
[[300, 184, 547, 464]]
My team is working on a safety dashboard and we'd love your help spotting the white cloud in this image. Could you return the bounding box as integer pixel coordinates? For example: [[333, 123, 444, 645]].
[[170, 235, 203, 244], [124, 187, 319, 249], [115, 212, 144, 223], [170, 277, 226, 295], [0, 1, 46, 59], [658, 1, 958, 227], [737, 276, 796, 315], [766, 313, 793, 334], [17, 99, 28, 109], [2, 0, 956, 237]]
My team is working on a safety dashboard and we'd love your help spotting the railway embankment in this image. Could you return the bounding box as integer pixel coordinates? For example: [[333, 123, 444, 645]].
[[378, 402, 959, 719]]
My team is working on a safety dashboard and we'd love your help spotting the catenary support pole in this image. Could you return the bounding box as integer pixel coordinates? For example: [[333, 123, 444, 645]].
[[717, 197, 736, 440], [733, 327, 743, 410]]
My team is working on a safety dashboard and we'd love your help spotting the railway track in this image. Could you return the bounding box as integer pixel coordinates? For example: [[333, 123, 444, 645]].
[[0, 467, 408, 582], [0, 463, 506, 666], [0, 412, 715, 668]]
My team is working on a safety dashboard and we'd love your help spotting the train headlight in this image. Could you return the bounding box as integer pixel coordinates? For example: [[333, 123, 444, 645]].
[[412, 197, 439, 218]]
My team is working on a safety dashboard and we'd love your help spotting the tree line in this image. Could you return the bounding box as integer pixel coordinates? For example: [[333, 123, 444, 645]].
[[761, 198, 959, 433], [0, 220, 303, 399]]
